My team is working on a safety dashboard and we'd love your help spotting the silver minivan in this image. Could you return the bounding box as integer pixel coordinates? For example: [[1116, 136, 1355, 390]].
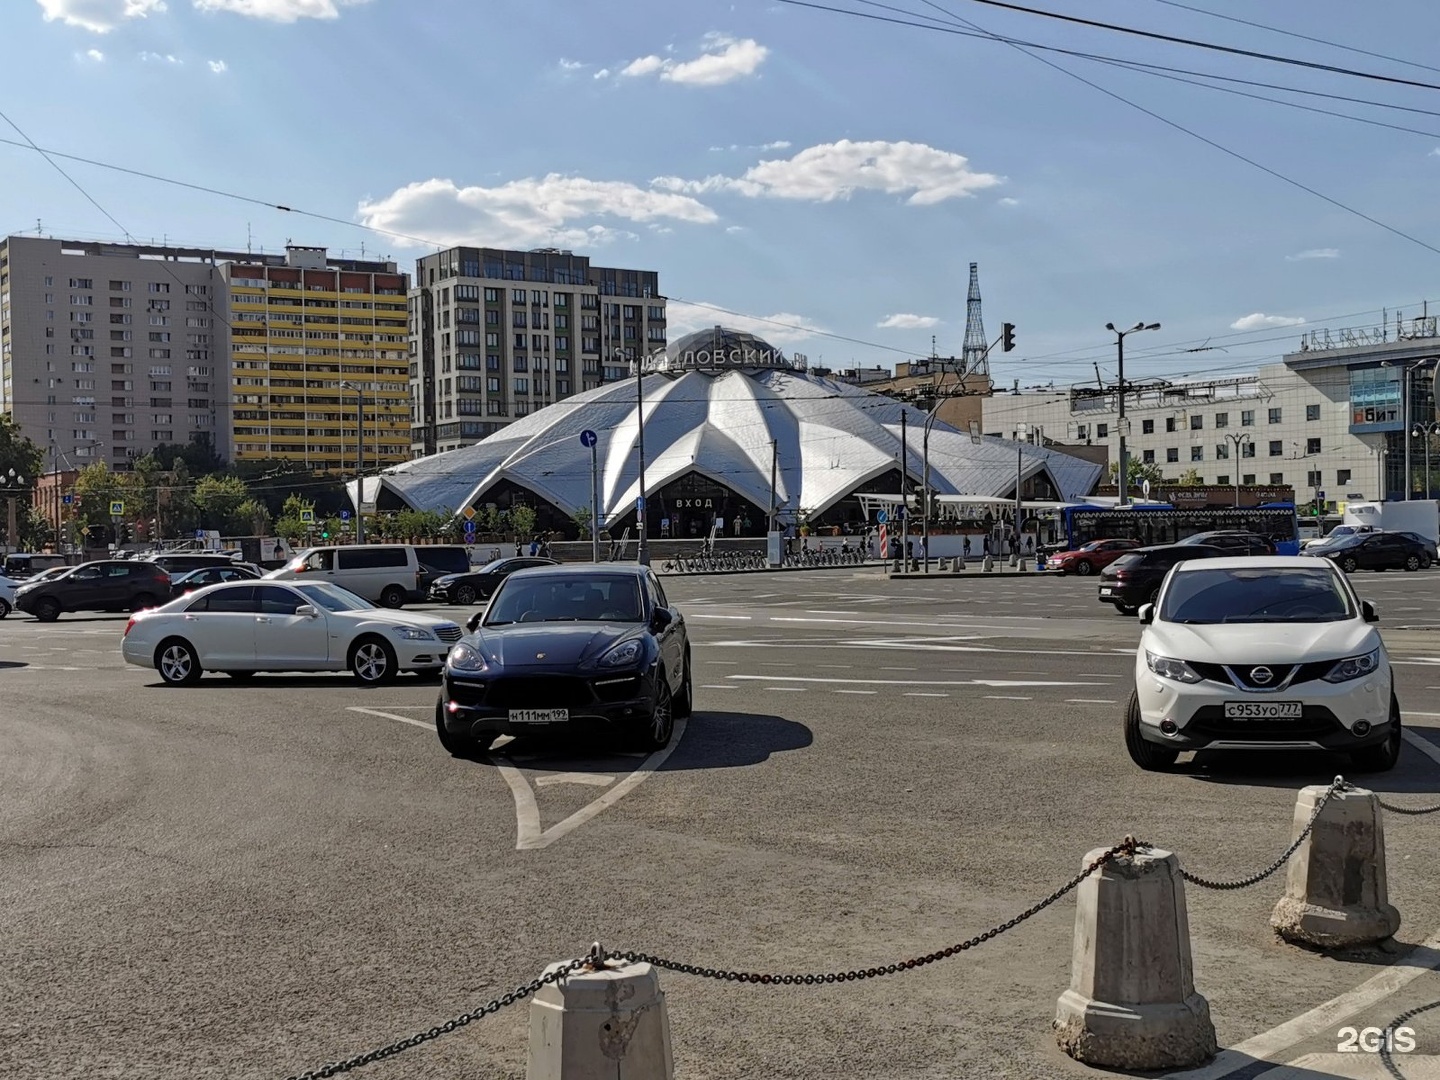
[[265, 545, 423, 608]]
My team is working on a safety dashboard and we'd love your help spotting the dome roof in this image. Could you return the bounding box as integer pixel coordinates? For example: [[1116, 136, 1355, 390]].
[[362, 334, 1102, 524]]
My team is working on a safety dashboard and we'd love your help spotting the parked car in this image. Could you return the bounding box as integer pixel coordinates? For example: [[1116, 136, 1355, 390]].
[[1126, 556, 1399, 772], [145, 552, 244, 577], [435, 564, 691, 757], [0, 575, 18, 619], [14, 560, 172, 621], [1300, 524, 1377, 552], [1395, 531, 1440, 564], [2, 552, 68, 579], [1176, 531, 1276, 556], [169, 564, 263, 599], [1045, 538, 1141, 576], [121, 580, 464, 686], [265, 544, 423, 608], [415, 545, 472, 592], [1311, 532, 1433, 573], [428, 556, 558, 605], [1097, 543, 1228, 615]]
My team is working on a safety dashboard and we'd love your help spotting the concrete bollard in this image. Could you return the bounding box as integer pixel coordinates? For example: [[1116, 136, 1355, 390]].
[[1055, 846, 1216, 1070], [527, 959, 673, 1080], [982, 555, 994, 573], [1271, 783, 1400, 949], [1018, 559, 1029, 573], [952, 555, 964, 572]]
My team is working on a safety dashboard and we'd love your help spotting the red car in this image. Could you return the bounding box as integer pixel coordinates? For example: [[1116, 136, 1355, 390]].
[[1045, 538, 1140, 576]]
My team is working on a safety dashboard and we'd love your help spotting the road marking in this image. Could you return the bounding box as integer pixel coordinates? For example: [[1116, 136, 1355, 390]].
[[704, 660, 738, 665], [984, 694, 1032, 701], [534, 773, 615, 788], [760, 662, 796, 667], [1403, 729, 1440, 765], [880, 666, 916, 671], [348, 706, 432, 731], [1065, 698, 1117, 704], [766, 686, 806, 692], [904, 692, 949, 698], [699, 684, 736, 690], [728, 674, 1104, 689], [833, 689, 877, 695], [689, 613, 752, 620]]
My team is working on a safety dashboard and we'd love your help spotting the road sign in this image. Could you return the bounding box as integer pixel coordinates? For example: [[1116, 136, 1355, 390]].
[[580, 429, 598, 448], [463, 520, 476, 535], [61, 494, 73, 506], [1142, 479, 1152, 498], [637, 496, 645, 511], [109, 500, 124, 516], [876, 510, 888, 524], [299, 509, 315, 523], [1316, 489, 1326, 501], [340, 510, 351, 521], [195, 529, 206, 540], [463, 505, 476, 521]]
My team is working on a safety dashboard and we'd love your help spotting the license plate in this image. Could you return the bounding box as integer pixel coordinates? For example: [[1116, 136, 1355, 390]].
[[1098, 587, 1112, 595], [509, 708, 568, 724], [1224, 701, 1302, 719]]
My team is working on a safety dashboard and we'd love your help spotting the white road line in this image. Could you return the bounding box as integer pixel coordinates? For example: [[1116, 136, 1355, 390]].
[[760, 662, 797, 667], [689, 613, 753, 620], [347, 706, 433, 731], [726, 674, 1106, 688], [880, 666, 916, 671], [766, 686, 806, 692], [704, 661, 738, 665], [699, 684, 737, 690], [904, 692, 949, 698], [984, 694, 1032, 701], [1065, 698, 1117, 704], [833, 689, 877, 695], [534, 773, 615, 788], [1403, 729, 1440, 765]]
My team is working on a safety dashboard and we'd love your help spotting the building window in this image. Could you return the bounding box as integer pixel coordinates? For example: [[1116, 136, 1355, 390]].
[[1243, 473, 1256, 485], [1191, 445, 1204, 462], [1216, 474, 1229, 485], [1075, 424, 1088, 440], [1242, 441, 1256, 458], [1306, 437, 1321, 455], [1190, 414, 1204, 431], [1270, 472, 1285, 485], [1241, 410, 1255, 426], [1165, 417, 1177, 433], [1141, 419, 1154, 434], [1307, 469, 1322, 487], [1096, 423, 1108, 438], [1268, 440, 1283, 456], [1166, 447, 1179, 463], [1268, 407, 1282, 424], [1142, 449, 1155, 463], [1214, 412, 1228, 428], [1337, 469, 1351, 485], [1306, 403, 1321, 421], [1216, 443, 1229, 459]]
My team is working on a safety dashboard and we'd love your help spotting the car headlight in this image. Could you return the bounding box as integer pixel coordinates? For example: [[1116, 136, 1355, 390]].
[[446, 642, 488, 672], [392, 626, 435, 641], [1323, 648, 1381, 683], [1145, 650, 1202, 684], [598, 639, 644, 668]]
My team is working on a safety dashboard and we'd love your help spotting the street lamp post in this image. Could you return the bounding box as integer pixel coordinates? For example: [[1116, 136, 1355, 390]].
[[922, 407, 940, 574], [340, 381, 366, 544], [618, 348, 650, 567], [1382, 358, 1431, 498], [1375, 445, 1389, 500], [1105, 321, 1161, 506], [1013, 423, 1028, 566], [1223, 433, 1252, 506], [1414, 421, 1440, 500], [1, 468, 29, 556]]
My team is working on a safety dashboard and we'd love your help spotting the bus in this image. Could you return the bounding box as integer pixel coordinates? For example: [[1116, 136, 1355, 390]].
[[1055, 501, 1301, 555]]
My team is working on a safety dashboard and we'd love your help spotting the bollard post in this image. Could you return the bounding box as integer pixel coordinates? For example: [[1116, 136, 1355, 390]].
[[1056, 846, 1216, 1070], [1271, 783, 1400, 948], [1018, 559, 1029, 573], [982, 555, 994, 573], [952, 555, 964, 572], [527, 956, 673, 1080]]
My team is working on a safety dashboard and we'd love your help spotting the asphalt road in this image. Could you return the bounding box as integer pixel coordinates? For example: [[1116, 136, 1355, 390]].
[[3, 567, 1440, 1079]]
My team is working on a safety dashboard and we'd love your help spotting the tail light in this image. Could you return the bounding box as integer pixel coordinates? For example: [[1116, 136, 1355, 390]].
[[124, 616, 136, 637]]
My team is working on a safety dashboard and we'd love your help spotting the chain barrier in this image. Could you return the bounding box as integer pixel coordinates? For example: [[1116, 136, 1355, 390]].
[[1380, 998, 1440, 1080], [282, 955, 589, 1080], [1378, 796, 1440, 816], [1165, 776, 1351, 891], [618, 837, 1144, 986]]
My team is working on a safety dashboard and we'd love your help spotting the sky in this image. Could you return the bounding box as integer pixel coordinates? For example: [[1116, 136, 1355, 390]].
[[7, 0, 1440, 393]]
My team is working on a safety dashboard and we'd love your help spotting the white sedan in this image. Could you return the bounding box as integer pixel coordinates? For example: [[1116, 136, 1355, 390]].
[[122, 580, 463, 686], [0, 575, 18, 618], [1127, 556, 1400, 773]]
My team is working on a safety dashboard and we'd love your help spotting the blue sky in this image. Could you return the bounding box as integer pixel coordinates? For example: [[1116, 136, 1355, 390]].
[[8, 0, 1440, 391]]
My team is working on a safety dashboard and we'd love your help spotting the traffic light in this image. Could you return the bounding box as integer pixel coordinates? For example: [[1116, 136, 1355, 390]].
[[321, 529, 331, 540], [1001, 322, 1016, 352]]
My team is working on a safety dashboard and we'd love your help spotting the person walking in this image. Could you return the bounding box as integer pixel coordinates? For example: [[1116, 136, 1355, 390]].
[[964, 534, 972, 558]]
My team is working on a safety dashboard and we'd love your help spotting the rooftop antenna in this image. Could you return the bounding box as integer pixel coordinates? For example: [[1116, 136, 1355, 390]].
[[35, 218, 42, 236], [961, 262, 989, 379], [247, 222, 253, 255], [1094, 362, 1104, 389]]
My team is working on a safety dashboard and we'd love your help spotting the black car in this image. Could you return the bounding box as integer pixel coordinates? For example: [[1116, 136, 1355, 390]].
[[146, 553, 245, 577], [169, 564, 262, 598], [428, 556, 558, 605], [1315, 532, 1434, 572], [435, 564, 691, 756], [1176, 531, 1276, 556], [1097, 543, 1228, 615], [416, 545, 472, 592], [14, 560, 171, 621]]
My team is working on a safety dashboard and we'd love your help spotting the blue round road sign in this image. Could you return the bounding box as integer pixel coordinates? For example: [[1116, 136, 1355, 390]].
[[464, 520, 476, 534], [580, 429, 598, 448], [876, 510, 888, 524], [340, 510, 351, 520]]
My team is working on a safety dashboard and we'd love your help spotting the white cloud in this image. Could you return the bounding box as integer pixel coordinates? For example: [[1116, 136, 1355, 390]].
[[140, 49, 181, 62], [667, 300, 825, 346], [357, 175, 719, 250], [1284, 248, 1339, 261], [654, 139, 1001, 205], [191, 0, 369, 21], [1230, 313, 1306, 331], [80, 47, 105, 60], [558, 58, 585, 71], [725, 225, 747, 234], [208, 58, 227, 72], [614, 33, 768, 87], [877, 313, 940, 330], [998, 196, 1020, 206], [37, 0, 166, 33], [759, 140, 791, 150], [592, 67, 610, 80]]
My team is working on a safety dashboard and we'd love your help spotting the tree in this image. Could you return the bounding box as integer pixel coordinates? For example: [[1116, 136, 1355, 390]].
[[1176, 467, 1204, 487], [572, 506, 594, 539], [191, 474, 250, 534], [508, 504, 537, 539], [274, 493, 316, 542], [1108, 459, 1168, 487], [0, 415, 44, 485]]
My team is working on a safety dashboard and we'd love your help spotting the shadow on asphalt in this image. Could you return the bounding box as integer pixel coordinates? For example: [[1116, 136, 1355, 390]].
[[1180, 725, 1440, 795], [0, 660, 29, 670]]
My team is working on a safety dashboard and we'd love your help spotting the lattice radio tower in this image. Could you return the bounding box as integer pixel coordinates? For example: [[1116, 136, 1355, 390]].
[[960, 262, 989, 379]]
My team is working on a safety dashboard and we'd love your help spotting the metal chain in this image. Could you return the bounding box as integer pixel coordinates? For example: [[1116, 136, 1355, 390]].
[[618, 838, 1143, 986], [1380, 998, 1440, 1080], [1173, 776, 1350, 891], [283, 956, 588, 1080], [1377, 796, 1440, 816]]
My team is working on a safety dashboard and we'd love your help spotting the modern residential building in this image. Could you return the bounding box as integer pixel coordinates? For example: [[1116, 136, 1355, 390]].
[[982, 314, 1440, 507], [408, 246, 664, 456], [220, 246, 410, 471], [830, 358, 992, 435], [1, 235, 230, 473]]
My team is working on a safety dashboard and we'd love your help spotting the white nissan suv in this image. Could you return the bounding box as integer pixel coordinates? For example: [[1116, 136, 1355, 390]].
[[1126, 556, 1400, 773]]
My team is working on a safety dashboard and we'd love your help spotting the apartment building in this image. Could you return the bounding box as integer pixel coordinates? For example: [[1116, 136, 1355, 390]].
[[830, 358, 992, 436], [220, 246, 411, 471], [0, 235, 229, 470], [409, 246, 664, 456]]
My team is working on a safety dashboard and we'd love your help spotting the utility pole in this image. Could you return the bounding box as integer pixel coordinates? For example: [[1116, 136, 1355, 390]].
[[899, 409, 908, 571], [634, 350, 649, 566], [341, 381, 366, 544], [768, 438, 778, 533], [1105, 321, 1161, 506]]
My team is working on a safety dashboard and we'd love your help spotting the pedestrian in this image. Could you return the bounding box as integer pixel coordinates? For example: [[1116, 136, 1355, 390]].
[[964, 534, 972, 557], [515, 541, 523, 558], [529, 535, 540, 556], [733, 516, 742, 537]]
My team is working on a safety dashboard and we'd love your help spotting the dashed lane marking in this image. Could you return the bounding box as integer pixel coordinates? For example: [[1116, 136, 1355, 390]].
[[833, 689, 877, 695], [766, 687, 806, 692], [534, 773, 614, 789], [699, 684, 736, 690], [904, 692, 949, 698], [1065, 698, 1117, 704], [984, 695, 1032, 701], [727, 675, 1108, 688]]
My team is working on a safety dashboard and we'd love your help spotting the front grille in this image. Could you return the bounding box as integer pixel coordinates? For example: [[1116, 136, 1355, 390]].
[[1186, 705, 1341, 741], [1227, 664, 1298, 690], [1187, 661, 1306, 689], [484, 676, 594, 710], [434, 624, 462, 644]]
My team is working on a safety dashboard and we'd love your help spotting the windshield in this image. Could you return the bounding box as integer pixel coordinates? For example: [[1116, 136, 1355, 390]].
[[292, 582, 374, 612], [1160, 566, 1354, 624], [485, 574, 645, 625], [1078, 541, 1106, 552], [476, 558, 508, 573], [1110, 553, 1144, 570]]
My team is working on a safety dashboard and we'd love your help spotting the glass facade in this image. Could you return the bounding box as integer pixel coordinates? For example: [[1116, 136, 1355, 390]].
[[1349, 365, 1402, 432]]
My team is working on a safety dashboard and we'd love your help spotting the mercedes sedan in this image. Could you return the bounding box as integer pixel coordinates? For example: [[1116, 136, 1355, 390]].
[[1126, 557, 1400, 773], [435, 564, 691, 757], [427, 556, 557, 605], [122, 580, 463, 686]]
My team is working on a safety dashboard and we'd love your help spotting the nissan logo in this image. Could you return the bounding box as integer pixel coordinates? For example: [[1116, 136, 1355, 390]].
[[1250, 666, 1274, 685]]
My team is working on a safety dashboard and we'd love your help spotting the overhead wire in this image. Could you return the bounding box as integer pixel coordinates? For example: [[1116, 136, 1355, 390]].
[[0, 109, 134, 244]]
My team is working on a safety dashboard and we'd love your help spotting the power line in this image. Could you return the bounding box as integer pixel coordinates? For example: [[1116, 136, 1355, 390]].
[[0, 109, 133, 244]]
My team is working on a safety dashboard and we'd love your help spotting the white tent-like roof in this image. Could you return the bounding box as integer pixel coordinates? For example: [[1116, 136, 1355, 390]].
[[358, 328, 1103, 525]]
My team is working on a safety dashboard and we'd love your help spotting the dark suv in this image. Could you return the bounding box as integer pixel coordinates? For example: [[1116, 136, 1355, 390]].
[[416, 545, 472, 592], [1177, 530, 1276, 556], [145, 553, 244, 576], [1097, 543, 1227, 615], [14, 560, 171, 622]]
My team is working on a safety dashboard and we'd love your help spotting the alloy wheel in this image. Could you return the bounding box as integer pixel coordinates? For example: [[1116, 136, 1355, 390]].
[[354, 642, 389, 683], [649, 683, 674, 748], [160, 644, 194, 684], [456, 585, 476, 605]]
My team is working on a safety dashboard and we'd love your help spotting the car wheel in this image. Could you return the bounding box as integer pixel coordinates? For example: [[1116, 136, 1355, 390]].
[[225, 671, 257, 680], [0, 599, 9, 619], [156, 638, 202, 686], [131, 592, 159, 612], [434, 697, 478, 759], [673, 650, 693, 719], [1341, 557, 1359, 573], [1123, 691, 1179, 771], [455, 584, 477, 605], [634, 677, 675, 752], [1074, 560, 1093, 577], [349, 635, 397, 686], [1405, 555, 1422, 572], [33, 597, 61, 622], [378, 585, 407, 609], [1352, 696, 1403, 773]]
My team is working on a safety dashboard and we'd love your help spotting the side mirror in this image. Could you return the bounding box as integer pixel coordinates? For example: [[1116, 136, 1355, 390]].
[[294, 604, 318, 618], [1137, 603, 1155, 625], [465, 611, 483, 632], [1362, 600, 1379, 623], [650, 607, 674, 632]]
